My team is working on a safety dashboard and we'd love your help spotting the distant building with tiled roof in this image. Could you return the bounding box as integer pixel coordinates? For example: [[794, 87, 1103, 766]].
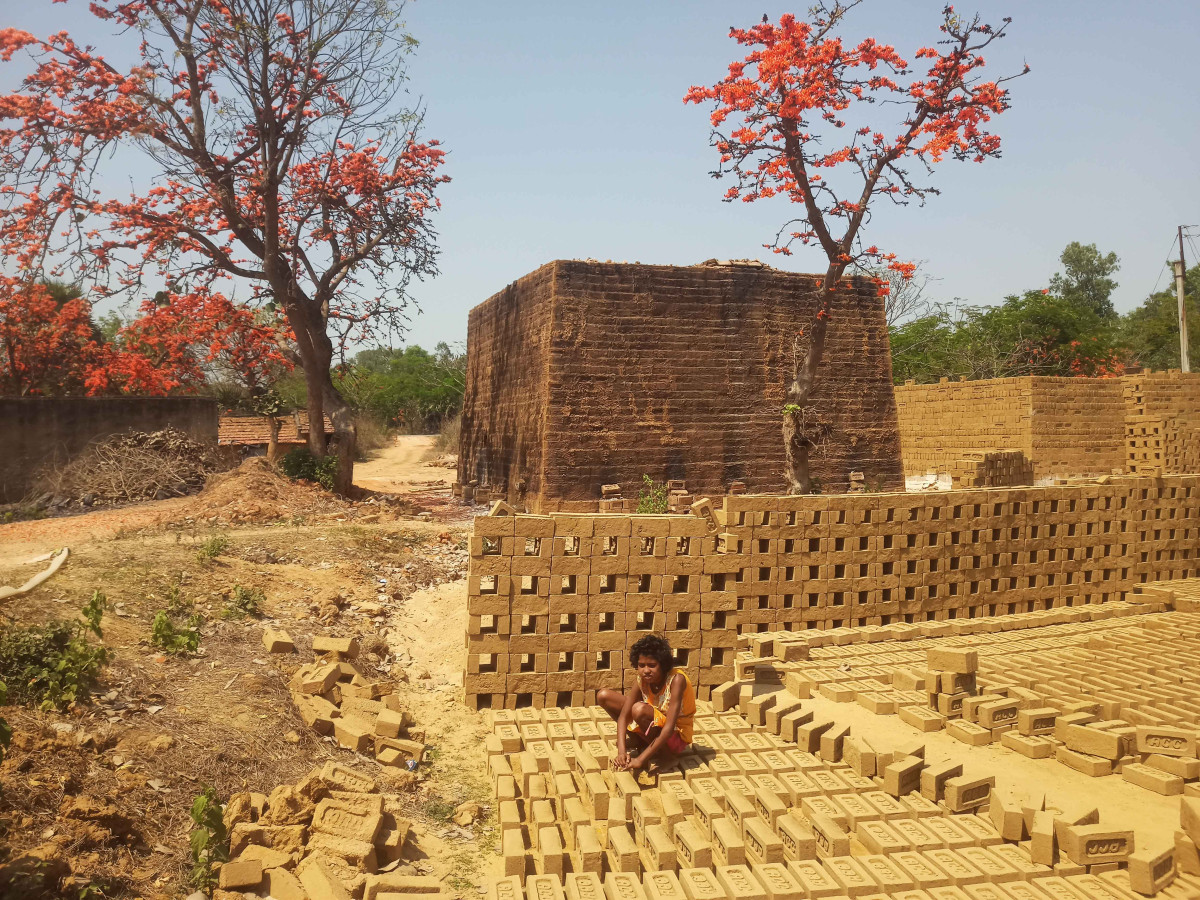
[[218, 410, 334, 449]]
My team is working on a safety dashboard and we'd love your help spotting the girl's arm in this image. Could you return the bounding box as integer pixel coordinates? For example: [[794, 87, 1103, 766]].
[[613, 681, 640, 768]]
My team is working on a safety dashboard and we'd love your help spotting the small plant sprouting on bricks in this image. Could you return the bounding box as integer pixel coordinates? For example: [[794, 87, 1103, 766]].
[[151, 610, 202, 655], [188, 785, 229, 893], [636, 474, 669, 514], [0, 591, 108, 711]]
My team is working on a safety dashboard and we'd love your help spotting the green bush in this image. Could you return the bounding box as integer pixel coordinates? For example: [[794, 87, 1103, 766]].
[[0, 592, 108, 711], [195, 533, 230, 563], [636, 475, 669, 514], [222, 585, 263, 619], [151, 610, 202, 654], [188, 786, 229, 892], [278, 447, 339, 491]]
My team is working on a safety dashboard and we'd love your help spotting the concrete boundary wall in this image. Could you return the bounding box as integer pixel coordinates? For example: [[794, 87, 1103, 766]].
[[0, 397, 218, 502], [463, 474, 1199, 710]]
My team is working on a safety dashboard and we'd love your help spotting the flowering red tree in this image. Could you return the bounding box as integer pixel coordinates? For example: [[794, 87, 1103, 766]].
[[0, 0, 447, 493], [0, 282, 106, 395], [686, 2, 1027, 492]]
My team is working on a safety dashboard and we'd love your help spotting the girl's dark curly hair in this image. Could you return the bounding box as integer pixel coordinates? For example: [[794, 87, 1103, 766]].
[[629, 633, 674, 672]]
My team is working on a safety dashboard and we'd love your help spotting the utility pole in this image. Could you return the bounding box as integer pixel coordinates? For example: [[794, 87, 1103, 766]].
[[1176, 226, 1191, 373]]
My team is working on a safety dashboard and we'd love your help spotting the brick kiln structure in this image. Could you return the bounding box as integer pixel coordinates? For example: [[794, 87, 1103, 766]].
[[457, 261, 904, 511]]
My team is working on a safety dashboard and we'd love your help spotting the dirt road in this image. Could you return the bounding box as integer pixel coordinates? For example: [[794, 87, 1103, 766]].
[[354, 434, 455, 495]]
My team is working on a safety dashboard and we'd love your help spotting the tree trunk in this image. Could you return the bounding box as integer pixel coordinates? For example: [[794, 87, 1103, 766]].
[[265, 414, 281, 463], [288, 300, 357, 496], [783, 265, 842, 493]]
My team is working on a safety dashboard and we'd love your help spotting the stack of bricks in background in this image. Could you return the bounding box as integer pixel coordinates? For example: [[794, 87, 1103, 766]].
[[895, 372, 1200, 483], [464, 474, 1199, 710], [483, 695, 1191, 898], [947, 449, 1035, 489], [457, 260, 904, 512], [732, 603, 1200, 799], [1125, 371, 1200, 476]]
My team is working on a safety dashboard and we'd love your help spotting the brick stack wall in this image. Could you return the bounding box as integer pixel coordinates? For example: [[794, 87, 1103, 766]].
[[895, 374, 1200, 482], [1124, 371, 1200, 476], [463, 474, 1199, 710], [458, 266, 556, 499], [459, 261, 905, 510], [893, 378, 1033, 479], [946, 449, 1034, 489], [1028, 377, 1126, 478]]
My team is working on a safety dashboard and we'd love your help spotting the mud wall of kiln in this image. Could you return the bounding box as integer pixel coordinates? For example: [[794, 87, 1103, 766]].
[[459, 261, 905, 510]]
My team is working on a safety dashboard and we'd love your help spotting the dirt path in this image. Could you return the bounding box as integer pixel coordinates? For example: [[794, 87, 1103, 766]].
[[355, 434, 452, 494]]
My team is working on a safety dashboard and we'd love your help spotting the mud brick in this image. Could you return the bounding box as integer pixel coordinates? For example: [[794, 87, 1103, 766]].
[[818, 722, 851, 762], [1123, 762, 1185, 795], [1127, 844, 1176, 896], [1061, 723, 1123, 759], [1029, 811, 1058, 866], [989, 842, 1050, 880], [743, 817, 784, 865], [313, 635, 360, 658], [724, 792, 758, 832], [976, 699, 1020, 730], [1181, 798, 1200, 847], [823, 855, 878, 895], [1136, 724, 1197, 758], [693, 793, 725, 839], [857, 819, 906, 855], [883, 756, 925, 798], [563, 873, 605, 900], [920, 761, 962, 802], [842, 735, 877, 778], [999, 732, 1053, 758], [946, 720, 992, 747], [604, 878, 652, 900], [924, 849, 985, 886], [219, 858, 263, 890], [608, 827, 641, 875], [677, 868, 727, 900], [784, 859, 842, 898], [1055, 745, 1113, 777], [711, 865, 765, 900], [643, 824, 677, 872], [807, 812, 850, 859], [936, 692, 970, 718], [752, 789, 787, 829], [296, 854, 355, 900], [297, 661, 341, 695], [892, 850, 952, 889], [831, 792, 881, 829], [712, 817, 747, 867], [674, 820, 713, 869], [923, 817, 977, 851], [793, 719, 834, 753], [489, 875, 525, 900], [927, 648, 978, 673], [890, 818, 942, 851], [1177, 830, 1200, 876], [1060, 824, 1133, 866], [574, 826, 604, 874], [645, 871, 687, 900], [772, 814, 814, 861], [939, 672, 978, 694], [988, 794, 1026, 842], [1146, 754, 1200, 779], [899, 705, 946, 732]]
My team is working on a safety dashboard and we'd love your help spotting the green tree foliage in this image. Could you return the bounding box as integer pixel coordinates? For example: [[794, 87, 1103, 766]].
[[1118, 264, 1200, 372], [279, 343, 467, 433], [1049, 242, 1121, 320]]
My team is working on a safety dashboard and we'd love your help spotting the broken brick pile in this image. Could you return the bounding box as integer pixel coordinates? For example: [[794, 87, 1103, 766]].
[[272, 631, 425, 769], [215, 761, 436, 900]]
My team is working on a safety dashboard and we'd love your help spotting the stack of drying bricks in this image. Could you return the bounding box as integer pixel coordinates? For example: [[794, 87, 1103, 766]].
[[465, 512, 726, 710], [482, 696, 1193, 898], [948, 451, 1035, 490], [288, 635, 425, 769]]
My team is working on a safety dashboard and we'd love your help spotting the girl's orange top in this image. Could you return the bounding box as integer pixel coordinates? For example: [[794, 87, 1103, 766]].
[[640, 667, 696, 743]]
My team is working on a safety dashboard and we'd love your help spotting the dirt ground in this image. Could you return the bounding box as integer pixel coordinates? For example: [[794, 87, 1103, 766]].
[[0, 438, 492, 899]]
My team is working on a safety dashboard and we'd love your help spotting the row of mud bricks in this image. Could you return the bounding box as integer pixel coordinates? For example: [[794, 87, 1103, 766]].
[[480, 684, 1199, 897]]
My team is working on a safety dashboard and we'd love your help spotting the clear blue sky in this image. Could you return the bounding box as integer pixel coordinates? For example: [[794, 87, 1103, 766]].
[[6, 0, 1200, 350]]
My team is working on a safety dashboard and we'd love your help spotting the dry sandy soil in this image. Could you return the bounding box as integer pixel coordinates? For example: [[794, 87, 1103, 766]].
[[0, 437, 493, 899]]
